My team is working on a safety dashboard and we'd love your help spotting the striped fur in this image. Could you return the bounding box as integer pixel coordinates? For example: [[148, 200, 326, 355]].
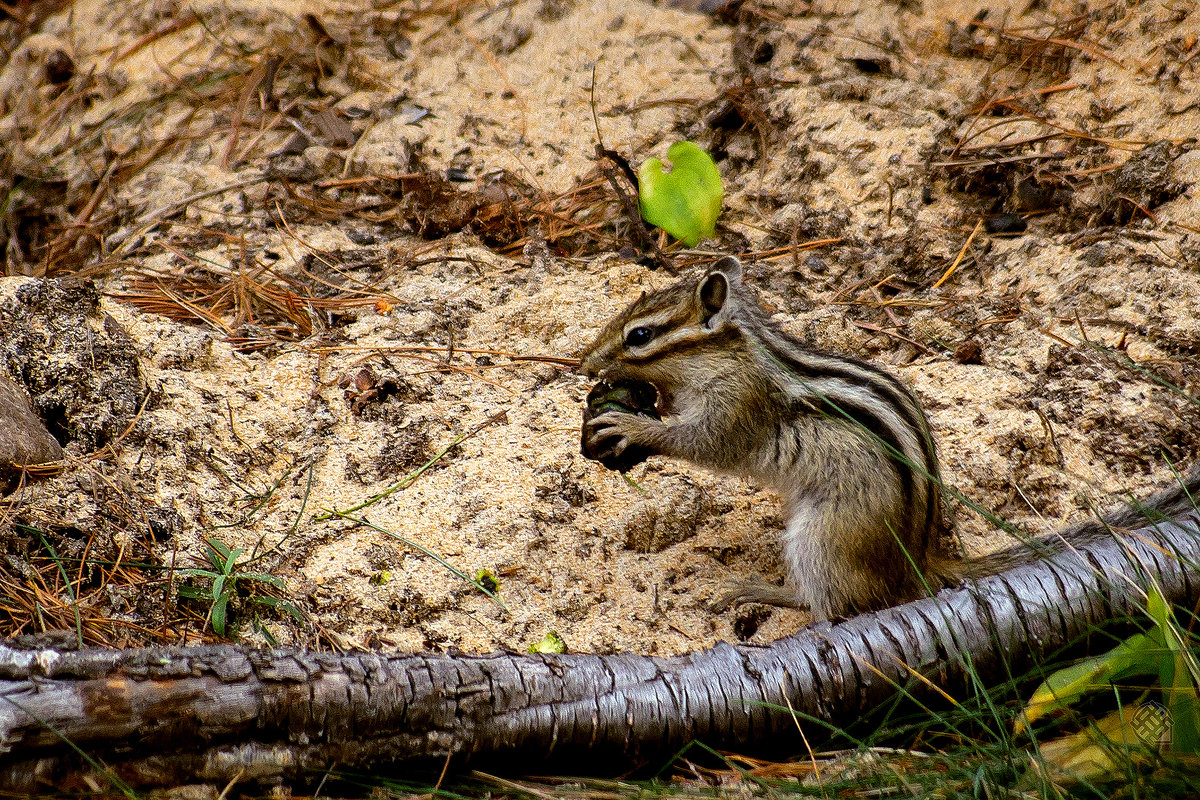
[[580, 257, 951, 619]]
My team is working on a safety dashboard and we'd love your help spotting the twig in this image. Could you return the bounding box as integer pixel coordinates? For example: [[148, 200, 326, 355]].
[[849, 320, 934, 355], [749, 239, 843, 261], [327, 511, 508, 611], [314, 409, 508, 520], [473, 771, 559, 800], [595, 145, 672, 272], [111, 178, 265, 254], [1113, 194, 1158, 223], [971, 20, 1126, 69], [934, 219, 984, 289], [928, 152, 1066, 169], [968, 81, 1080, 114], [111, 13, 200, 64]]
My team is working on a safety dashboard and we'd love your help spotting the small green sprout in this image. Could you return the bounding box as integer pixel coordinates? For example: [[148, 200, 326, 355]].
[[638, 140, 723, 247], [178, 537, 300, 639]]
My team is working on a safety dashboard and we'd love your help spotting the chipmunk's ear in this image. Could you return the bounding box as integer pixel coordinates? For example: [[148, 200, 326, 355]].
[[698, 257, 742, 326], [710, 255, 743, 283]]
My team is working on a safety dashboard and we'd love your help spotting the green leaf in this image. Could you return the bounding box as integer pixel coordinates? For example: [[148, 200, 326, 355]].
[[206, 537, 232, 562], [1031, 706, 1163, 785], [177, 568, 219, 580], [211, 592, 229, 638], [1018, 633, 1170, 734], [528, 630, 566, 654], [239, 572, 285, 588], [254, 618, 280, 646], [223, 548, 245, 575], [1147, 585, 1170, 633], [1148, 586, 1200, 752], [251, 596, 303, 621], [1167, 649, 1200, 753], [638, 141, 722, 247]]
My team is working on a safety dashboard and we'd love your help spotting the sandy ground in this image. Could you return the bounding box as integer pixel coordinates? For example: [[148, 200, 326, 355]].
[[1, 0, 1198, 655]]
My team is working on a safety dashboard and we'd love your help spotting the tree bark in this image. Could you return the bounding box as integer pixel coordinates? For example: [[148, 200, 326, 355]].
[[1, 511, 1198, 790]]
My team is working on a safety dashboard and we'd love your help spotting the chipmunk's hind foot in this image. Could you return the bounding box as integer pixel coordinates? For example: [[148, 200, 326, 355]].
[[711, 578, 804, 612]]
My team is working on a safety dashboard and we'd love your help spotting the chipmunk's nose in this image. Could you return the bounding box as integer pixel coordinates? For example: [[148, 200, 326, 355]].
[[579, 354, 601, 379], [579, 339, 616, 380]]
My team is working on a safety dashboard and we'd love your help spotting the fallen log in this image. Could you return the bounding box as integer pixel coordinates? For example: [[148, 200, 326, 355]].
[[1, 506, 1198, 790]]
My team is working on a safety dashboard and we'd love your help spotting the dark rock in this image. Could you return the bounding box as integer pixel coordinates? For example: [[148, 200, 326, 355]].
[[984, 213, 1027, 234], [953, 339, 984, 364], [44, 49, 74, 85]]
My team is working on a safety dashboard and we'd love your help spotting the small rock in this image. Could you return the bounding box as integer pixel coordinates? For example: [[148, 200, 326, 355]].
[[303, 145, 343, 175], [0, 375, 63, 490], [984, 213, 1027, 234], [44, 49, 75, 85], [953, 340, 984, 364]]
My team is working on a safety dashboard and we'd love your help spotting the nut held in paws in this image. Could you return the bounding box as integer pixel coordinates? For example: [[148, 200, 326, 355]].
[[580, 380, 660, 472]]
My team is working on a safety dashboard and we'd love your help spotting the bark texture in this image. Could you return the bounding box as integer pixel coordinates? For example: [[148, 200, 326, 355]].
[[1, 512, 1198, 790]]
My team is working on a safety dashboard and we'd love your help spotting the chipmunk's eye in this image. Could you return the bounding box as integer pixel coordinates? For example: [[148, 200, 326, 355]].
[[624, 326, 655, 348]]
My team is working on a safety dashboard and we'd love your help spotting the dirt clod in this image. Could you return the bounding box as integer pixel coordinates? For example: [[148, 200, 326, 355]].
[[0, 278, 146, 452]]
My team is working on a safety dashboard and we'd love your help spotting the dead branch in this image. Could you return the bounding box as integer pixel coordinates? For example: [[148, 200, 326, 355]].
[[1, 506, 1197, 791]]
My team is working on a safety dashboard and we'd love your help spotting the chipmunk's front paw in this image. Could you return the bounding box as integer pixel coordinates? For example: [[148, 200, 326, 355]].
[[581, 411, 664, 473], [580, 380, 662, 472]]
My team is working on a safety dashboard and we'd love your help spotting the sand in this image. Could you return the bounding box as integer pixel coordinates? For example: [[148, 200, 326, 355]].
[[1, 0, 1197, 654]]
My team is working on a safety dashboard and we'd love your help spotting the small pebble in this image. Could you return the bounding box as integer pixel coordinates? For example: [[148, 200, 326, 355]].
[[985, 213, 1027, 234]]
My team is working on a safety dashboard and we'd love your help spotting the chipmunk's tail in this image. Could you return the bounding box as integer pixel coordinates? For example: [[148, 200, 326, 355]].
[[930, 466, 1200, 584]]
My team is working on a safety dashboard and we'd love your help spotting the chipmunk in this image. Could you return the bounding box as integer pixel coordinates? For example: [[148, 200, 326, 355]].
[[579, 256, 1200, 620]]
